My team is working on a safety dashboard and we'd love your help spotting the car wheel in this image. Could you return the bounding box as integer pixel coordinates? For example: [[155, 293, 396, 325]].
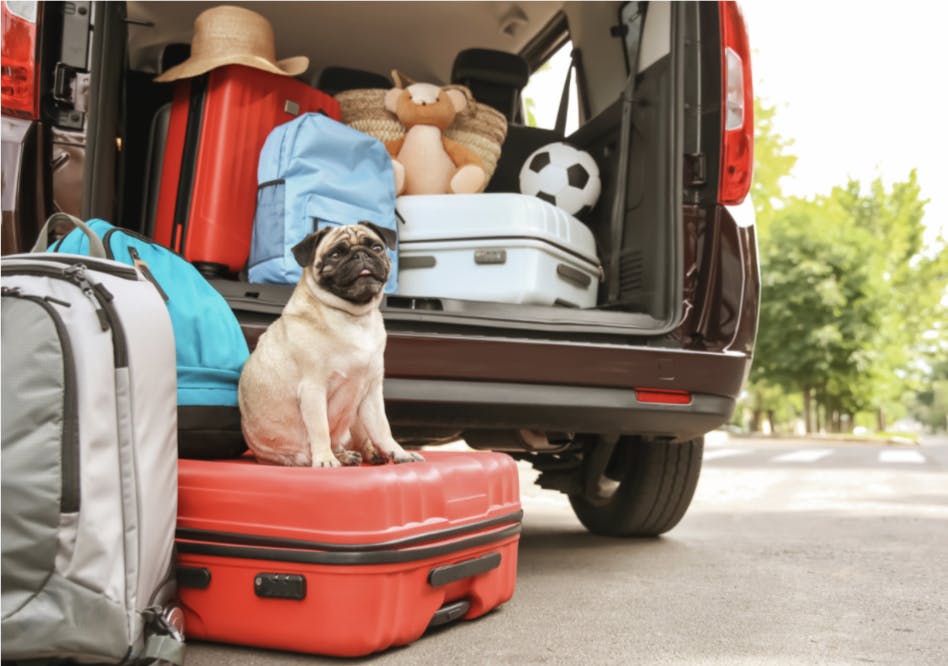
[[568, 436, 704, 537]]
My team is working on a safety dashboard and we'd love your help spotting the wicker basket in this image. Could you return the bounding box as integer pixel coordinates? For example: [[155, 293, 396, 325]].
[[335, 86, 508, 183]]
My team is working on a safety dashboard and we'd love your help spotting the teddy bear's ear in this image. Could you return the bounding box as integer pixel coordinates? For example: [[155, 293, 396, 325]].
[[384, 87, 403, 114], [444, 88, 468, 114], [391, 70, 416, 88]]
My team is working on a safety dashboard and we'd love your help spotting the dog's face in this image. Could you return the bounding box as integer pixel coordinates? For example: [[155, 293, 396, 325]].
[[292, 222, 396, 304]]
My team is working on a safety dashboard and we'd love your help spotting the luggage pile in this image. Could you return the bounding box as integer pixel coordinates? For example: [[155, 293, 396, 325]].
[[2, 4, 537, 660]]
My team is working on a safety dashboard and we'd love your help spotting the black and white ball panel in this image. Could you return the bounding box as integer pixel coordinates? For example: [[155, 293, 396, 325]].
[[519, 142, 602, 218]]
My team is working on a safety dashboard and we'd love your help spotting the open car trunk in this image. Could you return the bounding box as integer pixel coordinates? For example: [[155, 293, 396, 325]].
[[125, 3, 700, 342]]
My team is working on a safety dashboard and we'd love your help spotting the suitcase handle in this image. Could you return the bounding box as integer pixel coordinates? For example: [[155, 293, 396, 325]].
[[428, 552, 501, 587], [31, 213, 107, 259], [427, 599, 471, 629]]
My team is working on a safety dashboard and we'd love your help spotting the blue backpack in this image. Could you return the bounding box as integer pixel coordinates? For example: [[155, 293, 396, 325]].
[[248, 112, 398, 289], [51, 218, 250, 459]]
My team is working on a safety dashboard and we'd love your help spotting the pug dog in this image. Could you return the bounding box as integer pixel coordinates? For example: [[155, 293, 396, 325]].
[[238, 221, 424, 467]]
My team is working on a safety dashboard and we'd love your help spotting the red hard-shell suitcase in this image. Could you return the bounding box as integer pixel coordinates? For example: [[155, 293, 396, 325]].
[[153, 64, 340, 275], [175, 451, 521, 657]]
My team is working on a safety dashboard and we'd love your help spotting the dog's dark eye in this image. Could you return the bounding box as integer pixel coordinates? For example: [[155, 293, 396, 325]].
[[371, 243, 384, 253]]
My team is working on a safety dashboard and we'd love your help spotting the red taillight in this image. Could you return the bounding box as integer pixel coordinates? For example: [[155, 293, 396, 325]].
[[1, 0, 39, 119], [718, 1, 753, 205], [635, 389, 692, 405]]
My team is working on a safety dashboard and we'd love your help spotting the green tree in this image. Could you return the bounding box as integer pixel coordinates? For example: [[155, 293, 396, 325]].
[[752, 197, 886, 431], [742, 98, 799, 431], [750, 99, 798, 235], [913, 357, 948, 432], [831, 172, 948, 428]]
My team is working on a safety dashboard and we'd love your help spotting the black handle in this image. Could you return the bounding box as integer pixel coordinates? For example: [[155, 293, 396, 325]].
[[176, 566, 211, 589], [428, 552, 501, 587], [427, 599, 471, 629]]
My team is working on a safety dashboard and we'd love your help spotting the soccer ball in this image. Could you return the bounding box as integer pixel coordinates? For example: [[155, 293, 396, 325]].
[[519, 142, 601, 217]]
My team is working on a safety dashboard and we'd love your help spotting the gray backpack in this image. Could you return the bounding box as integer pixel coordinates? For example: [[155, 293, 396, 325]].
[[1, 215, 185, 664]]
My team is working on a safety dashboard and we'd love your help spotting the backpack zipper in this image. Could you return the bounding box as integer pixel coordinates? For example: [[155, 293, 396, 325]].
[[97, 228, 171, 302], [5, 263, 129, 368], [126, 247, 170, 302], [2, 287, 81, 513], [23, 253, 140, 280]]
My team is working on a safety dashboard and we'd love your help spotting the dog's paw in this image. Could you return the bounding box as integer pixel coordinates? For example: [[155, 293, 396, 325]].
[[367, 451, 391, 465], [335, 449, 363, 466], [391, 450, 425, 464], [312, 453, 342, 468]]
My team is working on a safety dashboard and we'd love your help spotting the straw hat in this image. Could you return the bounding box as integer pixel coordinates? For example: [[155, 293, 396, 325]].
[[155, 5, 309, 83]]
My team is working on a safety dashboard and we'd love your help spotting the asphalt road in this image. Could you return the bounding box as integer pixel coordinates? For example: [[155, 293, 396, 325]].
[[184, 435, 948, 665]]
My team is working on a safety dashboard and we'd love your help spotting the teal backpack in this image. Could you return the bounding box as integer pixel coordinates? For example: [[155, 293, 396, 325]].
[[248, 112, 398, 289], [50, 216, 250, 458]]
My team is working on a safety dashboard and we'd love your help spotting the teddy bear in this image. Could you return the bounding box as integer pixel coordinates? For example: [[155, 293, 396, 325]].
[[384, 79, 487, 195]]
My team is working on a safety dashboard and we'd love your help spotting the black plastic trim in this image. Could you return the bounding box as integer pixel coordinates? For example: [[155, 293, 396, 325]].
[[253, 573, 306, 600], [428, 553, 501, 587], [176, 566, 211, 590], [427, 600, 471, 628], [176, 510, 523, 553], [172, 74, 208, 253], [213, 279, 668, 337], [176, 524, 521, 566]]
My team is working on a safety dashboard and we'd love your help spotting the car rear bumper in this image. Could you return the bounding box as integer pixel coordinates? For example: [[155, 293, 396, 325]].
[[384, 377, 735, 442], [235, 312, 747, 441]]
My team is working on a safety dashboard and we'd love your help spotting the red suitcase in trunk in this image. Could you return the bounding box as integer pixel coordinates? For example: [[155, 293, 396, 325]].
[[153, 65, 339, 276], [175, 451, 521, 657]]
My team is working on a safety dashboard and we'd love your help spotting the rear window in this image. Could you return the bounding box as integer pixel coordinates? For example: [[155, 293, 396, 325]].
[[521, 40, 579, 135]]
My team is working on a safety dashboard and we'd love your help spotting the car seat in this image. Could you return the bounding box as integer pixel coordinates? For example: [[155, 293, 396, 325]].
[[312, 66, 392, 95], [451, 48, 561, 193]]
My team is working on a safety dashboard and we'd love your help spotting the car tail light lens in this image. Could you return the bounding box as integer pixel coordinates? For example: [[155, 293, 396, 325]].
[[1, 0, 39, 119], [718, 1, 753, 205], [635, 389, 692, 405]]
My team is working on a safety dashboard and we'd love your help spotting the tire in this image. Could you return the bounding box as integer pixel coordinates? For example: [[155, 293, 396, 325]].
[[569, 436, 704, 537]]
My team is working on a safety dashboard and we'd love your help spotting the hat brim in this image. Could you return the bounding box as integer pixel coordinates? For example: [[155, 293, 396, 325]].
[[155, 54, 309, 83]]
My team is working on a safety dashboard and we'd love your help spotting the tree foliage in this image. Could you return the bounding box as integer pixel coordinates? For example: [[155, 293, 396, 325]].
[[750, 99, 797, 233], [744, 97, 948, 433]]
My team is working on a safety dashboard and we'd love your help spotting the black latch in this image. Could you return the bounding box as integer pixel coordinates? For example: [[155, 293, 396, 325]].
[[254, 573, 307, 600], [684, 153, 707, 187], [53, 63, 78, 105]]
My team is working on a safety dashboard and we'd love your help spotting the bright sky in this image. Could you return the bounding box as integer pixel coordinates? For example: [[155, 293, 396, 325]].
[[741, 0, 947, 245]]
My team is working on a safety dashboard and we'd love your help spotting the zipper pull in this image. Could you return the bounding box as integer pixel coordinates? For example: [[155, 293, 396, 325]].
[[127, 247, 169, 302], [64, 264, 109, 331], [1, 286, 22, 296]]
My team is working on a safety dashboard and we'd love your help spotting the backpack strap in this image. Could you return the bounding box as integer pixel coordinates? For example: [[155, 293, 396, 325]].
[[137, 607, 186, 665], [30, 213, 108, 259]]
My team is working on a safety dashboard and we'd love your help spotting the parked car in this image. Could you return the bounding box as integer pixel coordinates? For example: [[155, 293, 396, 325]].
[[0, 0, 758, 536]]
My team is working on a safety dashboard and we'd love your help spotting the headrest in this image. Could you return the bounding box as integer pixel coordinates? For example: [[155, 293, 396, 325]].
[[451, 49, 530, 91], [313, 66, 393, 95], [158, 43, 191, 75]]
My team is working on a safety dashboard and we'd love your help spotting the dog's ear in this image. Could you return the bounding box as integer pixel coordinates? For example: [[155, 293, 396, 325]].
[[358, 221, 397, 250], [292, 227, 333, 267]]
